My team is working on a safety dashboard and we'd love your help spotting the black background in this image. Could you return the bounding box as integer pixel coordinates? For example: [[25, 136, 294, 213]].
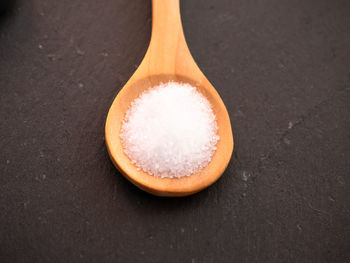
[[1, 0, 350, 262]]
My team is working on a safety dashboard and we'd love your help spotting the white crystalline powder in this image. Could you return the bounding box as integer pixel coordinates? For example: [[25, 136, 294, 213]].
[[120, 82, 219, 178]]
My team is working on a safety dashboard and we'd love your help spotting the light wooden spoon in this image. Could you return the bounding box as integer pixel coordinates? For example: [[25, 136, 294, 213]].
[[105, 0, 233, 197]]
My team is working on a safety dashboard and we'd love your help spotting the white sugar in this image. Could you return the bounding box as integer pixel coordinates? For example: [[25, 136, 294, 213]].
[[120, 82, 219, 178]]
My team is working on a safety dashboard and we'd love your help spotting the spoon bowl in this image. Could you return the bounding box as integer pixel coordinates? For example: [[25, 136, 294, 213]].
[[105, 0, 233, 196]]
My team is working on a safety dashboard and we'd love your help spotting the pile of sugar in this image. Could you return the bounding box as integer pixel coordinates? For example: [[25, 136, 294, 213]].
[[120, 82, 219, 178]]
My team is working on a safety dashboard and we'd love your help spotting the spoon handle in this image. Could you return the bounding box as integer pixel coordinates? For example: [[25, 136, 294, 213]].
[[150, 0, 183, 47], [146, 0, 191, 74]]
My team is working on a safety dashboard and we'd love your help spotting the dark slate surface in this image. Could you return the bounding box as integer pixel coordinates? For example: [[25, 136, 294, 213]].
[[1, 0, 350, 262]]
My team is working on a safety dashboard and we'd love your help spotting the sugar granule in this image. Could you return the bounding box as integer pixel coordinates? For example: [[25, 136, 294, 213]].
[[120, 81, 219, 178]]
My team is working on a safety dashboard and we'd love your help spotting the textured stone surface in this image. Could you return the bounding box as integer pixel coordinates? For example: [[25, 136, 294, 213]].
[[0, 0, 349, 262]]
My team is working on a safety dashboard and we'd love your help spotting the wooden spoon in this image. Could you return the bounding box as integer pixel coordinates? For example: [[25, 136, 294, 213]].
[[105, 0, 233, 197]]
